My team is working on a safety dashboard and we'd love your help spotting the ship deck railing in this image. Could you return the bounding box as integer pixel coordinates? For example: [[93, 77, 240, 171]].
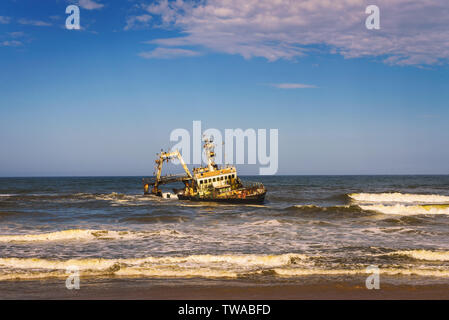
[[236, 181, 265, 191]]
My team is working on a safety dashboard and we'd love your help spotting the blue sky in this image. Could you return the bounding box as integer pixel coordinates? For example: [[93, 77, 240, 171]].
[[1, 0, 449, 176]]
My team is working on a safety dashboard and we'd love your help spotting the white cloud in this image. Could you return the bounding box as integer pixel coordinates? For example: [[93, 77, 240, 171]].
[[1, 40, 22, 47], [0, 16, 11, 24], [139, 47, 202, 59], [8, 32, 25, 38], [18, 18, 51, 27], [140, 0, 449, 66], [124, 14, 152, 30], [270, 83, 317, 89], [78, 0, 104, 10]]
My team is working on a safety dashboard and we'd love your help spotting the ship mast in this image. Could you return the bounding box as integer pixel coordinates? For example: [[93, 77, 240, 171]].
[[203, 136, 217, 171]]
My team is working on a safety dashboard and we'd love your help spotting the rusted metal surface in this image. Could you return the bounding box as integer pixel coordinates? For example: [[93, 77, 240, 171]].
[[150, 150, 192, 195], [143, 136, 267, 203]]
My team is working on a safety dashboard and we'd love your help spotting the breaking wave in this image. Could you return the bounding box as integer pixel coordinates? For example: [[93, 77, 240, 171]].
[[272, 268, 449, 277], [359, 204, 449, 215], [283, 202, 449, 216], [348, 192, 449, 204], [0, 253, 308, 280], [0, 229, 185, 243], [1, 252, 448, 281], [346, 193, 449, 215], [388, 250, 449, 261]]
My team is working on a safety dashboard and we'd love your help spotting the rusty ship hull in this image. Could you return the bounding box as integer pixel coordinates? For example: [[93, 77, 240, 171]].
[[177, 190, 266, 204]]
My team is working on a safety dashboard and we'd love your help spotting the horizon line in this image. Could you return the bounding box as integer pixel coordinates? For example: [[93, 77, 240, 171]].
[[0, 174, 448, 178]]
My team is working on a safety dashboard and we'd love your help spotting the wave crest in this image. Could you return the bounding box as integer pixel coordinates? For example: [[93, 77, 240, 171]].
[[1, 252, 448, 280], [349, 192, 449, 204], [273, 268, 449, 277], [388, 250, 449, 261], [359, 204, 449, 215], [0, 229, 185, 243], [0, 253, 308, 280]]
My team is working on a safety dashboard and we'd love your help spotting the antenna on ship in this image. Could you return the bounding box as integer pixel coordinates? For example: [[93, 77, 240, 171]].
[[222, 141, 226, 168], [202, 134, 217, 171]]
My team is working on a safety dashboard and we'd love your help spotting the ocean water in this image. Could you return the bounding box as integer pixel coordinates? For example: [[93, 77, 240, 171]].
[[0, 175, 448, 285]]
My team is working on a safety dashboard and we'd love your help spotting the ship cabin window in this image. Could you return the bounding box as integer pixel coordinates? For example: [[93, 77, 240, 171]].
[[213, 178, 216, 182], [200, 180, 203, 184], [208, 179, 211, 183]]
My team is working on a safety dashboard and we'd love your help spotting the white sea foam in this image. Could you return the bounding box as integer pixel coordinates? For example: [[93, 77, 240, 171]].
[[93, 193, 160, 205], [293, 204, 320, 209], [0, 253, 308, 280], [389, 250, 449, 261], [349, 192, 449, 204], [359, 204, 449, 215], [0, 229, 185, 243], [162, 192, 178, 200], [0, 253, 307, 270], [1, 252, 448, 281], [273, 268, 449, 277]]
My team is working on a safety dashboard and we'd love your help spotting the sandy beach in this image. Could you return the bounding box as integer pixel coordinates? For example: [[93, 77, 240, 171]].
[[1, 277, 448, 300]]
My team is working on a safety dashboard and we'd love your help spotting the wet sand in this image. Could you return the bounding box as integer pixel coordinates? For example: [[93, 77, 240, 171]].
[[1, 278, 448, 300]]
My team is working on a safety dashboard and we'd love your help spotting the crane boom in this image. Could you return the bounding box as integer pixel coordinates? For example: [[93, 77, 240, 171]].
[[152, 150, 192, 195]]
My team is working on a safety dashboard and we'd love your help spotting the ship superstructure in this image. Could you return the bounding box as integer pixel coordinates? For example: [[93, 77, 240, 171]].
[[143, 136, 266, 203]]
